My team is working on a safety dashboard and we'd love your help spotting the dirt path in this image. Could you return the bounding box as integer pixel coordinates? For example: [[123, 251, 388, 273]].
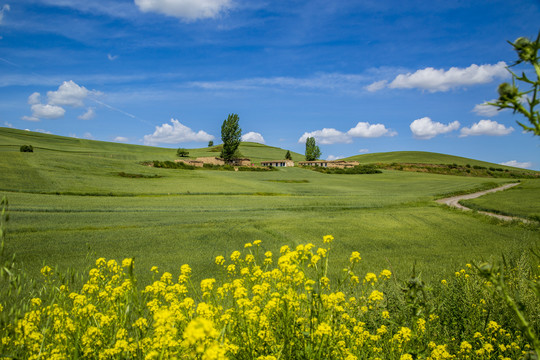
[[436, 183, 527, 222]]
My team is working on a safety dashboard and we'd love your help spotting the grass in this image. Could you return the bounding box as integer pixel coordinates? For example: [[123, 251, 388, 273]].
[[0, 127, 539, 286], [460, 179, 540, 221]]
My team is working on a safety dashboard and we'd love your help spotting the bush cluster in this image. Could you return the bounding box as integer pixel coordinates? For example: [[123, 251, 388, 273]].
[[309, 165, 382, 175], [0, 235, 538, 359], [19, 145, 33, 153]]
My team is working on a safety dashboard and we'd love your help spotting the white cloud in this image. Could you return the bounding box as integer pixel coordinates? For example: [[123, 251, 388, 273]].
[[107, 54, 118, 61], [29, 103, 65, 120], [134, 0, 232, 21], [83, 132, 94, 140], [410, 117, 460, 139], [499, 160, 532, 169], [113, 136, 129, 143], [78, 107, 95, 120], [387, 62, 508, 92], [28, 92, 41, 105], [241, 131, 265, 144], [0, 4, 10, 25], [459, 120, 514, 137], [3, 121, 13, 128], [472, 101, 500, 117], [298, 128, 351, 145], [298, 121, 395, 145], [365, 80, 387, 92], [359, 148, 369, 153], [34, 128, 52, 134], [326, 155, 344, 161], [143, 119, 214, 145], [24, 81, 100, 121], [348, 121, 396, 138], [47, 80, 95, 107], [21, 116, 40, 122]]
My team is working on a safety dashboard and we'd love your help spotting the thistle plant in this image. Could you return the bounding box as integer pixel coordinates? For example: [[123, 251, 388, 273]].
[[490, 32, 540, 136]]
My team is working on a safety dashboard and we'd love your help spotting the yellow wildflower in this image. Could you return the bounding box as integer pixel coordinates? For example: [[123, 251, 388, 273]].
[[323, 235, 334, 244]]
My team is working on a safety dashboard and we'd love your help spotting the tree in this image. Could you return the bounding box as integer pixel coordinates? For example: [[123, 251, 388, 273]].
[[285, 150, 292, 160], [176, 148, 189, 157], [220, 113, 242, 161], [305, 137, 321, 161], [20, 145, 33, 152], [489, 32, 540, 136], [208, 140, 214, 147]]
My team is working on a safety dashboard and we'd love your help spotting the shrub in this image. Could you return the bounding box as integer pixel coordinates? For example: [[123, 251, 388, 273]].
[[19, 145, 33, 152]]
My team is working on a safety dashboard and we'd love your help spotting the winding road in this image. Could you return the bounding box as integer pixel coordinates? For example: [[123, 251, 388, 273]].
[[435, 182, 527, 222]]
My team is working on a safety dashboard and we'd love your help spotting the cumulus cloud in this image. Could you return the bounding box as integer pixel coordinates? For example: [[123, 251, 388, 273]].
[[25, 103, 65, 120], [241, 131, 265, 144], [472, 101, 500, 117], [134, 0, 232, 21], [348, 122, 396, 138], [143, 119, 214, 145], [499, 160, 532, 169], [0, 4, 10, 25], [28, 92, 41, 105], [298, 128, 351, 145], [298, 122, 395, 145], [459, 120, 514, 137], [78, 107, 95, 120], [410, 117, 460, 139], [380, 62, 508, 92], [47, 80, 95, 107], [359, 149, 369, 153], [23, 81, 99, 121], [83, 132, 94, 140], [113, 136, 129, 143], [326, 155, 344, 161], [365, 80, 387, 92]]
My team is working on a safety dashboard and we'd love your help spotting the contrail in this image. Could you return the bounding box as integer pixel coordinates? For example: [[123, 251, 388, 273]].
[[89, 97, 154, 126]]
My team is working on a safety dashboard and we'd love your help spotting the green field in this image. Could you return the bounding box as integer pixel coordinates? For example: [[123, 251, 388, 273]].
[[461, 179, 540, 221], [1, 127, 538, 284]]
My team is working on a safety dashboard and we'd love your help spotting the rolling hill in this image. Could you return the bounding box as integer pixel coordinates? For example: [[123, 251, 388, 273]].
[[0, 127, 533, 172]]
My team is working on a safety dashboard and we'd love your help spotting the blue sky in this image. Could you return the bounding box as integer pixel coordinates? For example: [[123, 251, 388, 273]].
[[1, 0, 539, 169]]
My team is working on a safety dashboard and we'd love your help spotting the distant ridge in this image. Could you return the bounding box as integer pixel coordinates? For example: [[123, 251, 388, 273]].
[[0, 127, 534, 171]]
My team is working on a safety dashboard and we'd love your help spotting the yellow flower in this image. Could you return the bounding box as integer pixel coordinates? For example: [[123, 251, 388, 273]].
[[441, 279, 447, 285], [400, 354, 413, 360], [244, 242, 252, 248], [349, 251, 361, 263], [379, 269, 391, 279], [364, 272, 378, 284], [215, 256, 225, 266], [150, 266, 159, 273], [121, 258, 133, 268], [381, 311, 390, 319], [253, 240, 262, 246], [368, 290, 384, 302], [40, 265, 53, 277], [30, 298, 41, 307], [323, 235, 334, 244], [181, 264, 192, 276], [315, 322, 332, 337]]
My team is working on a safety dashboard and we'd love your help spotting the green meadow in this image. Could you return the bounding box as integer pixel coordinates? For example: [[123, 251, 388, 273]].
[[1, 127, 538, 284]]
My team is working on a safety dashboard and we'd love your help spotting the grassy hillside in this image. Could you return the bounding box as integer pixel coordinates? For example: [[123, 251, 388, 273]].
[[344, 151, 525, 170], [0, 127, 538, 285], [0, 127, 304, 163]]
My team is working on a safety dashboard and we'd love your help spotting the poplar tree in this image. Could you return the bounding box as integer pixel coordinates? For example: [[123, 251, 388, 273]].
[[305, 137, 321, 161], [220, 113, 242, 161]]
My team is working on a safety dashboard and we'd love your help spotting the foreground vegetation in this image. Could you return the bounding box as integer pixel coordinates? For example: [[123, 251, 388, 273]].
[[1, 233, 538, 359]]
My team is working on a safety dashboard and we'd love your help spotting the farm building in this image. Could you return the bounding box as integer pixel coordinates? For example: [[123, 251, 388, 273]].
[[227, 158, 252, 166], [298, 160, 359, 169], [196, 157, 225, 166], [261, 160, 295, 167]]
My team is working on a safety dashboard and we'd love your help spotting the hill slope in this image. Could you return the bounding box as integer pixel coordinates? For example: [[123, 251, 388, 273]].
[[344, 151, 528, 171]]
